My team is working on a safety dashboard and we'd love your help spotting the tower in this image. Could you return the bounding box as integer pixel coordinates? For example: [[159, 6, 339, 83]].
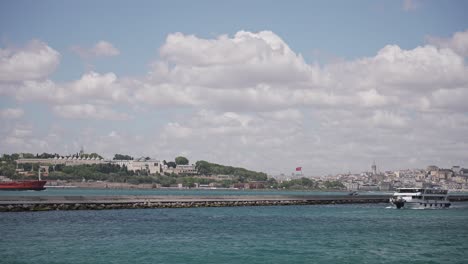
[[371, 160, 377, 175]]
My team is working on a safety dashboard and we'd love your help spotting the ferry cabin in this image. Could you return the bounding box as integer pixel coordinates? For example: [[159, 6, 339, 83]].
[[391, 188, 450, 209]]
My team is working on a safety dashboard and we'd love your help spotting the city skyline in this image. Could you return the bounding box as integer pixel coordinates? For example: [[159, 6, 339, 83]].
[[1, 0, 468, 175]]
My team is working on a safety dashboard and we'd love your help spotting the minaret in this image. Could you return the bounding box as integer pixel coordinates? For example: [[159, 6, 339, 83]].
[[372, 160, 377, 175]]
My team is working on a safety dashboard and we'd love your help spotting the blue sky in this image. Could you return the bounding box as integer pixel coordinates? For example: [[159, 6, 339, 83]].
[[1, 0, 467, 174]]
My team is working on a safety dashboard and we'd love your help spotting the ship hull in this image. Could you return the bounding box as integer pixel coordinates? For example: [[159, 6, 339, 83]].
[[390, 198, 451, 209], [391, 201, 451, 209], [0, 180, 47, 191]]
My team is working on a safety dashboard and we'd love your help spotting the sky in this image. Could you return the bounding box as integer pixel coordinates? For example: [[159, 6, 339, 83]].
[[1, 0, 467, 175]]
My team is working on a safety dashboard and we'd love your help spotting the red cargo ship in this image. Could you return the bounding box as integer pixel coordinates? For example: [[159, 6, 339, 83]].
[[0, 180, 47, 191]]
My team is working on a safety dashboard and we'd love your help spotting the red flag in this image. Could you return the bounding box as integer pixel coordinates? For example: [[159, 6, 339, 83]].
[[295, 167, 302, 171]]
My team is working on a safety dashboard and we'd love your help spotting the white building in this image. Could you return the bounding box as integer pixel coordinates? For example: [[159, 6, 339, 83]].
[[173, 164, 197, 175], [113, 158, 162, 174]]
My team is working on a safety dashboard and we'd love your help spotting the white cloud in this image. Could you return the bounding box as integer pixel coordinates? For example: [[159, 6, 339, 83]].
[[8, 71, 130, 105], [358, 89, 394, 107], [325, 44, 467, 92], [71, 41, 120, 58], [427, 29, 468, 57], [6, 33, 466, 114], [403, 0, 420, 11], [370, 110, 408, 128], [0, 108, 24, 119], [2, 31, 468, 174], [108, 131, 120, 138], [156, 31, 321, 89], [160, 122, 193, 139], [53, 104, 131, 120], [69, 71, 130, 103], [12, 128, 32, 138], [91, 41, 120, 56], [155, 109, 306, 171], [0, 40, 60, 82], [260, 109, 303, 122], [430, 88, 468, 112]]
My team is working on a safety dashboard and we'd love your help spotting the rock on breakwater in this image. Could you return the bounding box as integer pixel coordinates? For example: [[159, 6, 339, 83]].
[[0, 195, 392, 212]]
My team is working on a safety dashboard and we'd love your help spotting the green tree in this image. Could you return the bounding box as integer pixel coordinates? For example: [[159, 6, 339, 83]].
[[323, 180, 345, 190], [195, 160, 210, 175], [175, 156, 189, 165], [266, 177, 278, 188], [194, 160, 267, 181], [113, 154, 133, 160], [21, 153, 34, 159]]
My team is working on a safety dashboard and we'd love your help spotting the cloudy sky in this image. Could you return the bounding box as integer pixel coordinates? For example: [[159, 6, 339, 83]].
[[1, 0, 467, 175]]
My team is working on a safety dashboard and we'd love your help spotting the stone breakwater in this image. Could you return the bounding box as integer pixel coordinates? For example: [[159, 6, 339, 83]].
[[0, 195, 392, 212], [1, 194, 467, 212]]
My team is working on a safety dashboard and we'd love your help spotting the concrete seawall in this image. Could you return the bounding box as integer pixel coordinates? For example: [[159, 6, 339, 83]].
[[1, 195, 467, 212]]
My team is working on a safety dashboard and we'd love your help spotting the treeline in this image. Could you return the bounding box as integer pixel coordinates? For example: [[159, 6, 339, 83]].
[[269, 177, 345, 190], [195, 160, 268, 182], [113, 154, 133, 160], [0, 154, 17, 177], [47, 163, 221, 187]]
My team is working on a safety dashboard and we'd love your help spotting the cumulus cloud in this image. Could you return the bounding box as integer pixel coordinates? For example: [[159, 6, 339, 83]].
[[0, 108, 24, 119], [145, 32, 467, 112], [370, 110, 408, 128], [6, 33, 466, 114], [325, 44, 467, 92], [53, 104, 131, 120], [2, 31, 468, 173], [156, 109, 305, 170], [8, 71, 130, 105], [160, 122, 193, 139], [0, 40, 60, 82], [358, 89, 394, 107], [156, 31, 321, 88], [430, 88, 468, 112], [69, 71, 130, 103], [427, 29, 468, 57], [72, 41, 120, 58]]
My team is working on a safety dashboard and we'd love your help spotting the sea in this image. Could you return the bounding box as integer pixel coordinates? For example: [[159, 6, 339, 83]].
[[1, 189, 468, 264]]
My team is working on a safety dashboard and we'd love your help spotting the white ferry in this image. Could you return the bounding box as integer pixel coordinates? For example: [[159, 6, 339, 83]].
[[390, 188, 451, 209]]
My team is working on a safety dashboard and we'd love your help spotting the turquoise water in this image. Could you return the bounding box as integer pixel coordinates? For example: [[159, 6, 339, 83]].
[[1, 203, 468, 264]]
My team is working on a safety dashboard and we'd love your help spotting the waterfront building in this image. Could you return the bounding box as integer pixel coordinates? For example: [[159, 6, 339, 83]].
[[16, 157, 106, 166], [173, 164, 198, 175], [343, 182, 359, 191], [113, 158, 162, 174], [452, 166, 461, 175]]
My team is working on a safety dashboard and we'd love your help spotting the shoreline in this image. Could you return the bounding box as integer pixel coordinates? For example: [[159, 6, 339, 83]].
[[44, 181, 362, 192]]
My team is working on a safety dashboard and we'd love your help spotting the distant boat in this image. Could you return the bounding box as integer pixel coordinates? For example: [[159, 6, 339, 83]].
[[0, 180, 47, 191], [0, 168, 47, 191], [390, 187, 450, 209]]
